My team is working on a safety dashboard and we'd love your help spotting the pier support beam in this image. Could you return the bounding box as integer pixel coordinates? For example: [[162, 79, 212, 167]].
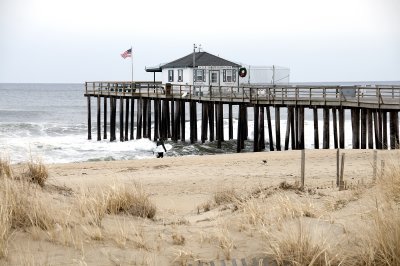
[[259, 106, 265, 150], [367, 109, 374, 149], [390, 111, 399, 149], [136, 98, 142, 139], [119, 97, 124, 142], [285, 107, 293, 150], [201, 102, 208, 143], [382, 111, 388, 149], [87, 96, 92, 140], [266, 106, 274, 151], [253, 105, 259, 152], [275, 107, 281, 151], [323, 108, 330, 149], [103, 96, 107, 140], [180, 101, 186, 142], [339, 108, 345, 149], [130, 98, 134, 140], [97, 96, 101, 141], [361, 109, 367, 149], [147, 99, 152, 140], [313, 107, 319, 149], [373, 110, 381, 149], [298, 107, 305, 149], [229, 103, 233, 140], [351, 108, 360, 149], [125, 98, 129, 141], [110, 97, 116, 142], [332, 108, 338, 149], [209, 103, 214, 142]]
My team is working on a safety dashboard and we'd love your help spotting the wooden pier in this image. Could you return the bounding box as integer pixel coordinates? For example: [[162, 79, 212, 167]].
[[84, 81, 400, 152]]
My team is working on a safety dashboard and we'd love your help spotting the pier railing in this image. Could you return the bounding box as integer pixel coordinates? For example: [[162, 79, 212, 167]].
[[85, 82, 400, 110]]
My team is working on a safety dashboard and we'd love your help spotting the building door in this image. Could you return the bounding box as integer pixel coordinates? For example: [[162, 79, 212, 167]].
[[210, 70, 219, 86]]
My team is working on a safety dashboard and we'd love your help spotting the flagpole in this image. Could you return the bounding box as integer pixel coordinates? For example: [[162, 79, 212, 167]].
[[130, 46, 133, 83]]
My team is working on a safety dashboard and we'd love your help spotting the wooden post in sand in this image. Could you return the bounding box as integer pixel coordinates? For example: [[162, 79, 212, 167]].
[[336, 149, 340, 187], [367, 109, 374, 149], [373, 150, 377, 182], [339, 108, 345, 149], [301, 149, 305, 189], [339, 153, 346, 191]]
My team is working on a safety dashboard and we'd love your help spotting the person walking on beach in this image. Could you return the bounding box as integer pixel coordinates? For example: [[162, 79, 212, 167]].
[[155, 138, 167, 158]]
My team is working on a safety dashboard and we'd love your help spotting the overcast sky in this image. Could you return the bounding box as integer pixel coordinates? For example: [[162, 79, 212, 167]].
[[0, 0, 399, 83]]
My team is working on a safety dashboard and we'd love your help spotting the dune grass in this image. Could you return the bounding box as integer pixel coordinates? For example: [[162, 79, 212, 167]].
[[25, 158, 48, 187]]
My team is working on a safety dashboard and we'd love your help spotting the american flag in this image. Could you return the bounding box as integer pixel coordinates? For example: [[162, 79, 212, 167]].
[[121, 48, 132, 59]]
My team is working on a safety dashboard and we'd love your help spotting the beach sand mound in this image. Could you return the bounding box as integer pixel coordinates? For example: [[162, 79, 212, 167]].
[[0, 149, 399, 265]]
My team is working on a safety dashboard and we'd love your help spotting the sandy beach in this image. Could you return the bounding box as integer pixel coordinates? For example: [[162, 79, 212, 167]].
[[1, 149, 400, 265]]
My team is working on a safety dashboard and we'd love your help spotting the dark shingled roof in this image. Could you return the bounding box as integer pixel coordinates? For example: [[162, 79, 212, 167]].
[[161, 52, 241, 68]]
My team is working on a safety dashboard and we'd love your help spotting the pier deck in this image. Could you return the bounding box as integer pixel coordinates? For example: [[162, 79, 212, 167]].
[[85, 81, 400, 110], [84, 81, 400, 152]]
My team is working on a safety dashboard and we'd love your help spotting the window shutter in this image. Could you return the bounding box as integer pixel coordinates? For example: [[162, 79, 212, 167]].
[[202, 70, 206, 82], [223, 70, 226, 82]]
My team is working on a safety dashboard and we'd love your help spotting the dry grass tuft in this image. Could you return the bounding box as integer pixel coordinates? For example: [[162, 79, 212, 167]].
[[351, 162, 400, 265], [172, 248, 196, 266], [172, 233, 185, 246], [214, 188, 240, 206], [279, 181, 300, 191], [0, 156, 13, 179], [105, 183, 156, 219], [0, 205, 10, 259], [6, 179, 56, 230], [78, 182, 156, 226], [25, 159, 48, 187], [267, 219, 341, 265]]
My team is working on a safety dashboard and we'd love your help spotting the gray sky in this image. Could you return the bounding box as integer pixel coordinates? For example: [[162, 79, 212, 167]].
[[0, 0, 399, 83]]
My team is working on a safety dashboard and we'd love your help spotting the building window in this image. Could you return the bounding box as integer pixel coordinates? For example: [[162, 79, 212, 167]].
[[168, 70, 174, 82], [211, 72, 218, 83], [223, 69, 237, 83], [178, 69, 183, 82], [194, 69, 205, 82]]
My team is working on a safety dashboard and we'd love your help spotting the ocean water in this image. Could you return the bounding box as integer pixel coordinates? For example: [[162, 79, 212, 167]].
[[0, 82, 399, 164]]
